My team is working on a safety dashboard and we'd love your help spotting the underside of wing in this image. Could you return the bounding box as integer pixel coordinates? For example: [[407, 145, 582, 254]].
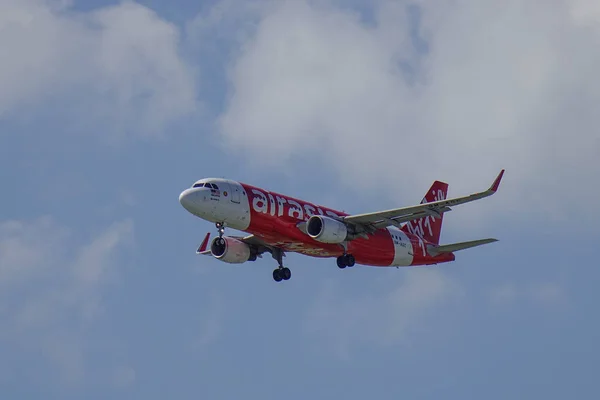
[[343, 169, 504, 232]]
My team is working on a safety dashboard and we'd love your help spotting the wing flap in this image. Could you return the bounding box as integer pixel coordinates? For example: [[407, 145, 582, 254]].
[[370, 207, 453, 229]]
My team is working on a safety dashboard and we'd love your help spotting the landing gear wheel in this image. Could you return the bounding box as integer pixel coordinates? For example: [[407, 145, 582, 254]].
[[272, 267, 291, 282], [346, 254, 355, 267], [337, 254, 355, 269]]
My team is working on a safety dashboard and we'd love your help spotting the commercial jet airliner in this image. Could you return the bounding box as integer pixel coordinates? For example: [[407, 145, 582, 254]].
[[179, 170, 504, 282]]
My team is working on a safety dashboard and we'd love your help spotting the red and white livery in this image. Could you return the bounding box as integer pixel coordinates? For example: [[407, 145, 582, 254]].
[[179, 170, 505, 282]]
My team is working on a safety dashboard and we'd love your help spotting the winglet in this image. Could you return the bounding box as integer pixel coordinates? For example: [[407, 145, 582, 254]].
[[489, 169, 505, 193], [196, 232, 211, 254]]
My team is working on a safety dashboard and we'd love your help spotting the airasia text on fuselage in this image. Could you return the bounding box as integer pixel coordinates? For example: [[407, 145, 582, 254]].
[[246, 187, 343, 221]]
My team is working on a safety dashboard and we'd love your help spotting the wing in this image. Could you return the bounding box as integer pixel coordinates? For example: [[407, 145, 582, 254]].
[[343, 169, 504, 233]]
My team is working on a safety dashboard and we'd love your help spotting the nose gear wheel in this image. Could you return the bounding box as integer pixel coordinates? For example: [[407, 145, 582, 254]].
[[215, 222, 225, 238]]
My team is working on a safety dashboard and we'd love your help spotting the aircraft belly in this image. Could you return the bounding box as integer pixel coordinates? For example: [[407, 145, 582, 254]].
[[251, 231, 341, 257], [347, 230, 395, 266]]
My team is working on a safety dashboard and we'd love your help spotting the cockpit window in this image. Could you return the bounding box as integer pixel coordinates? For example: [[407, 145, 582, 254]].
[[192, 182, 219, 189]]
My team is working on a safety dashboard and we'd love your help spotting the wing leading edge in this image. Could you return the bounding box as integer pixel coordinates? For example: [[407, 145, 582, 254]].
[[342, 169, 504, 232]]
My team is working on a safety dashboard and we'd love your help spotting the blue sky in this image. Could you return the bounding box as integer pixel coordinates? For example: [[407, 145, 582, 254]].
[[1, 0, 599, 399]]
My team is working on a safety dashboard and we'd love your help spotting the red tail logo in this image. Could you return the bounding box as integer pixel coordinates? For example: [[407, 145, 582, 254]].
[[401, 181, 448, 245]]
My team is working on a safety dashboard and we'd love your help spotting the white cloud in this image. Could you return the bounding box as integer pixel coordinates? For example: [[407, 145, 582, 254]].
[[0, 216, 134, 384], [217, 0, 600, 223], [0, 216, 68, 286], [303, 268, 462, 357], [0, 0, 198, 137], [186, 0, 266, 46]]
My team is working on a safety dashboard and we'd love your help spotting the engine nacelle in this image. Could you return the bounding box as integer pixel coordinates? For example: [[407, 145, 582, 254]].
[[210, 236, 251, 264], [306, 215, 348, 243]]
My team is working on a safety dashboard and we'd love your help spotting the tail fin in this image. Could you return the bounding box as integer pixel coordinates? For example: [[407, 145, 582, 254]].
[[401, 180, 448, 245]]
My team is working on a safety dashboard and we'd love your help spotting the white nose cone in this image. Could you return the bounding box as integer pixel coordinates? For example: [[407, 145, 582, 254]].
[[179, 189, 197, 212]]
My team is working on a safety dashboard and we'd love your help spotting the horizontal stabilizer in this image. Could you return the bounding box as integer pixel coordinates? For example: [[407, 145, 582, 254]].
[[196, 232, 211, 255], [427, 238, 497, 256]]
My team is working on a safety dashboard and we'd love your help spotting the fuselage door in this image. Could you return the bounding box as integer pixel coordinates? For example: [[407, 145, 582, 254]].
[[230, 182, 241, 204]]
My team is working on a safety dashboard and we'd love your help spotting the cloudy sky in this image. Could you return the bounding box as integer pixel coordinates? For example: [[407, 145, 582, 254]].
[[1, 0, 599, 398]]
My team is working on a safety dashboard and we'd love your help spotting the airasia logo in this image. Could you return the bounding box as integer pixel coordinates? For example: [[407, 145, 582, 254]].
[[249, 189, 340, 221], [405, 188, 446, 239]]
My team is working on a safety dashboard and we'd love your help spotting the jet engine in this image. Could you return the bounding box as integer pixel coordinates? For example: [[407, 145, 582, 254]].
[[306, 215, 348, 243], [210, 236, 252, 263]]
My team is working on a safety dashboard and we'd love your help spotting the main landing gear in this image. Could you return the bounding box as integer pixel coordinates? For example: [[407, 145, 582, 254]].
[[336, 254, 355, 269], [273, 267, 291, 282], [271, 248, 291, 282], [336, 242, 355, 269]]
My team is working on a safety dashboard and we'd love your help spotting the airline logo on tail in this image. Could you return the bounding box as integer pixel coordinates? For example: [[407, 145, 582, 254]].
[[402, 181, 448, 245]]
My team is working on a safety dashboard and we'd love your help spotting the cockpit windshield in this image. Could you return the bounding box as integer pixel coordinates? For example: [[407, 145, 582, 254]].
[[192, 182, 219, 189]]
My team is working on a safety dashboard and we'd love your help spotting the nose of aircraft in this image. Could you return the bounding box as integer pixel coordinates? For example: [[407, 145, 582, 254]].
[[179, 188, 199, 212]]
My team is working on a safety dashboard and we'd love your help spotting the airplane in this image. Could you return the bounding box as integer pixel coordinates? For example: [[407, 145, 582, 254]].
[[179, 169, 504, 282]]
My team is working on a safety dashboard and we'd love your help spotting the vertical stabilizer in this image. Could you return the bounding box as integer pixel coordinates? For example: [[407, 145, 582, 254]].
[[401, 181, 448, 245]]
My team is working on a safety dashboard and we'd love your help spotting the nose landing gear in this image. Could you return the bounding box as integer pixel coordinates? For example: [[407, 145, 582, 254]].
[[215, 222, 225, 238], [213, 222, 226, 247]]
